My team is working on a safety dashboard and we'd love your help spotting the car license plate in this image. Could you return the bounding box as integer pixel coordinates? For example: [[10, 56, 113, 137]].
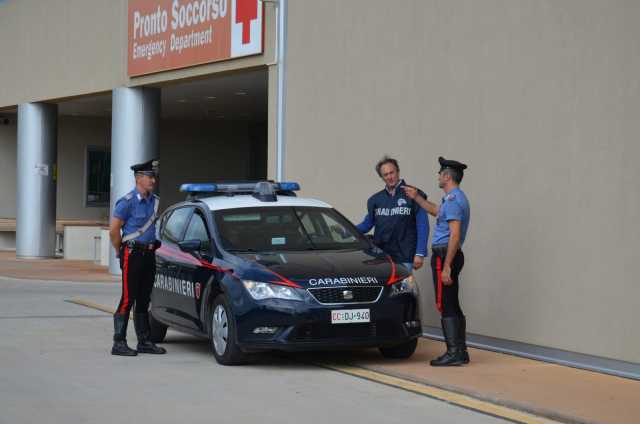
[[331, 309, 370, 324]]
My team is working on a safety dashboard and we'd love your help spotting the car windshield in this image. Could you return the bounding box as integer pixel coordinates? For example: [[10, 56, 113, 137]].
[[213, 206, 369, 252]]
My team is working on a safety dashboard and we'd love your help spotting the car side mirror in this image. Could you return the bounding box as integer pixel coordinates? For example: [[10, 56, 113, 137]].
[[178, 239, 203, 253]]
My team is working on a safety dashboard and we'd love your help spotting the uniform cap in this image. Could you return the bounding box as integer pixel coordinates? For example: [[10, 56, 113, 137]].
[[131, 159, 159, 176], [438, 156, 467, 173]]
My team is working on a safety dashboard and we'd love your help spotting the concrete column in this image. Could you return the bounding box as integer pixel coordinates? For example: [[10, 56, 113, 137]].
[[16, 103, 58, 258], [109, 87, 160, 274]]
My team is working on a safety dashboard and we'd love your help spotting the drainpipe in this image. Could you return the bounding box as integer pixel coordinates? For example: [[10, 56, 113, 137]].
[[265, 0, 288, 182]]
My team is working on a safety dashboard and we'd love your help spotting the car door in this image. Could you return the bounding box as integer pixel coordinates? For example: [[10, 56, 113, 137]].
[[179, 207, 215, 331], [153, 206, 195, 329]]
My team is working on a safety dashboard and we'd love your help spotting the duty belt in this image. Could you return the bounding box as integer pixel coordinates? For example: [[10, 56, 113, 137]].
[[124, 240, 160, 251], [432, 245, 461, 256]]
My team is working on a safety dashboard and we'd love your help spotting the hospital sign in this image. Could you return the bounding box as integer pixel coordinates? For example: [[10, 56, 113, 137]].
[[128, 0, 263, 77]]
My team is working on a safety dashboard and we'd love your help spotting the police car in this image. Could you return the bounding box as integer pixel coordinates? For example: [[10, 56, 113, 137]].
[[149, 181, 421, 365]]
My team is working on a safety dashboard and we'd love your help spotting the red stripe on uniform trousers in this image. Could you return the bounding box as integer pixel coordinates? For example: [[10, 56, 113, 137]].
[[436, 256, 443, 313], [118, 247, 131, 314]]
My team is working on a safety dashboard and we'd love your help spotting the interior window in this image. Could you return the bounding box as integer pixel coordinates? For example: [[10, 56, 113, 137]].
[[162, 208, 193, 243]]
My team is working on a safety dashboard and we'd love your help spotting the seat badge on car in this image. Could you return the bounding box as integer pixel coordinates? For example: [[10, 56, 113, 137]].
[[343, 290, 354, 300]]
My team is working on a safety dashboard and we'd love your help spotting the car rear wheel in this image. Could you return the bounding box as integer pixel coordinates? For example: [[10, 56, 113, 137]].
[[149, 310, 168, 343], [208, 294, 246, 365], [379, 338, 418, 359]]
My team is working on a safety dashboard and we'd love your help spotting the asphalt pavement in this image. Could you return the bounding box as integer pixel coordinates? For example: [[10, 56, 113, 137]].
[[0, 277, 508, 424]]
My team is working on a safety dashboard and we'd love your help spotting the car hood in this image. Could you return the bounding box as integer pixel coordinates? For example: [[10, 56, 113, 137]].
[[236, 249, 408, 289]]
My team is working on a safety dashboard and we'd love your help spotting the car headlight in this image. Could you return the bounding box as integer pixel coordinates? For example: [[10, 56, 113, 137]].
[[242, 280, 303, 301], [390, 275, 418, 296]]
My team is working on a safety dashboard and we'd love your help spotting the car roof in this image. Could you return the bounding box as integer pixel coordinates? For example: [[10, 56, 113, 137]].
[[199, 194, 333, 211]]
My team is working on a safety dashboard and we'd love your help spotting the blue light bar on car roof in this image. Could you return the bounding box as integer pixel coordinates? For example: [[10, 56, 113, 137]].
[[179, 181, 300, 194], [277, 182, 300, 191], [180, 183, 218, 193]]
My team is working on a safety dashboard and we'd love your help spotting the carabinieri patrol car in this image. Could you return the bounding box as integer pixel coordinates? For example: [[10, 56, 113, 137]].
[[148, 181, 421, 365]]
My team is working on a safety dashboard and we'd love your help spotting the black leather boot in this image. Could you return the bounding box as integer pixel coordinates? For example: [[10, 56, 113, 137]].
[[459, 315, 470, 364], [134, 313, 167, 354], [430, 316, 468, 366], [111, 314, 137, 356]]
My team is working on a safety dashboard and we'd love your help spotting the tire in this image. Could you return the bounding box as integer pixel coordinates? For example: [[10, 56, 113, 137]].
[[149, 311, 168, 343], [379, 338, 418, 359], [208, 294, 247, 365]]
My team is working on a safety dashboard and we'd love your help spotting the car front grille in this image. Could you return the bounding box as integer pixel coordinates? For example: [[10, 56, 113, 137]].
[[291, 320, 397, 341], [307, 286, 383, 305]]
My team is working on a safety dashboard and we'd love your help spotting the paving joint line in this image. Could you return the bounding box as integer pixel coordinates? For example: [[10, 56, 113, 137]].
[[65, 298, 119, 316]]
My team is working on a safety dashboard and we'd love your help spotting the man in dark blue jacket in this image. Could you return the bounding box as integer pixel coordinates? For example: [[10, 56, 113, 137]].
[[356, 156, 429, 271]]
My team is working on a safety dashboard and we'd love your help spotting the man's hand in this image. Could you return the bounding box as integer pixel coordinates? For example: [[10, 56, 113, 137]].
[[403, 186, 439, 216], [442, 265, 453, 285], [402, 185, 418, 199], [413, 255, 424, 270]]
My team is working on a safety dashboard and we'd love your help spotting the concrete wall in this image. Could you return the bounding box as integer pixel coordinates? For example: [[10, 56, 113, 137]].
[[57, 117, 111, 221], [0, 115, 17, 218], [0, 0, 126, 107], [0, 114, 266, 220], [1, 115, 112, 221], [0, 0, 279, 196], [63, 226, 103, 261], [60, 117, 268, 218], [286, 0, 640, 363], [159, 119, 267, 208], [0, 0, 277, 108]]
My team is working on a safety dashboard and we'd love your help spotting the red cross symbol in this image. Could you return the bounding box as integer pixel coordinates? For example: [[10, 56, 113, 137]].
[[236, 0, 258, 45]]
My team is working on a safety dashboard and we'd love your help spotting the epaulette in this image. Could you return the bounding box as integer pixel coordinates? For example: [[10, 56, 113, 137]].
[[446, 193, 456, 201], [153, 194, 160, 200], [124, 192, 134, 200]]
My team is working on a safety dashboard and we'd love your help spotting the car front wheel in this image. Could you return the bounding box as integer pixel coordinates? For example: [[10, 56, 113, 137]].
[[208, 294, 246, 365]]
